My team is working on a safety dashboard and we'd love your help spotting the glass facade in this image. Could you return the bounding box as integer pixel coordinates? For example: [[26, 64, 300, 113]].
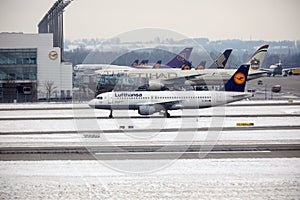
[[0, 48, 37, 81]]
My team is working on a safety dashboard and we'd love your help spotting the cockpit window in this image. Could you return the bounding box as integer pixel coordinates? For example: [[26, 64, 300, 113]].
[[97, 96, 103, 100]]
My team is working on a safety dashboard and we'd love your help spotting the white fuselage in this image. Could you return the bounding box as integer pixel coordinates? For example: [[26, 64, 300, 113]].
[[89, 91, 252, 111], [95, 68, 266, 86]]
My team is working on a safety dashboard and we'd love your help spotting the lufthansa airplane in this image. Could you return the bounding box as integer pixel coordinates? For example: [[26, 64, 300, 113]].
[[89, 64, 252, 118]]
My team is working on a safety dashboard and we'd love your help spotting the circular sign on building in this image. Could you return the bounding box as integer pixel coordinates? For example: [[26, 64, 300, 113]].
[[49, 50, 58, 60]]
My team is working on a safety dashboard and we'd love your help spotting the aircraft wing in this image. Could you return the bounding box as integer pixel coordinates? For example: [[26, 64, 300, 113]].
[[137, 100, 183, 110], [158, 100, 183, 110], [163, 73, 205, 85], [248, 69, 269, 80], [258, 68, 271, 72]]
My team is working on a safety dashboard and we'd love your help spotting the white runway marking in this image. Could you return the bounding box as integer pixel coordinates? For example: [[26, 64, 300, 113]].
[[94, 150, 272, 155]]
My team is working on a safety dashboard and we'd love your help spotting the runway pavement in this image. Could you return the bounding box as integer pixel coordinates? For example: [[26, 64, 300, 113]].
[[0, 100, 299, 161], [1, 145, 300, 160]]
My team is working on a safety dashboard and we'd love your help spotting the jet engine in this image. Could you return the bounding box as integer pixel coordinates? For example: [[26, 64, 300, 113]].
[[148, 80, 168, 90], [145, 80, 161, 90], [138, 105, 157, 115], [137, 80, 169, 91]]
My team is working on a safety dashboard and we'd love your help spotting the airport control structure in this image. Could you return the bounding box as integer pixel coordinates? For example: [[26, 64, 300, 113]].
[[0, 0, 73, 103], [0, 33, 72, 102]]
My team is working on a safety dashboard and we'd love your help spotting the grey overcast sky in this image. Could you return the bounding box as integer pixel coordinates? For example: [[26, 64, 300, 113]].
[[0, 0, 299, 41]]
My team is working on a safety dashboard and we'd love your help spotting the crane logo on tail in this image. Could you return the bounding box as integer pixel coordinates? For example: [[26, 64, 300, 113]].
[[234, 72, 246, 85]]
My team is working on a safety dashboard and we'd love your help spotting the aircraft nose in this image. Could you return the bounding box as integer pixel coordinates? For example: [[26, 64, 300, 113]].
[[245, 92, 253, 99], [88, 99, 97, 108]]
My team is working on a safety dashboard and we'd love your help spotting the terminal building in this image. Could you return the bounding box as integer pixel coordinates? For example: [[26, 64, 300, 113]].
[[0, 33, 72, 102]]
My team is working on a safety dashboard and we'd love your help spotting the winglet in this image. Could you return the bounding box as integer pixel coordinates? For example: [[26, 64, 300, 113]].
[[166, 47, 193, 68], [224, 64, 250, 92]]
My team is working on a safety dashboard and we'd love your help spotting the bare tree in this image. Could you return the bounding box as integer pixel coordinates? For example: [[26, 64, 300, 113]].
[[3, 78, 17, 103], [43, 80, 57, 102]]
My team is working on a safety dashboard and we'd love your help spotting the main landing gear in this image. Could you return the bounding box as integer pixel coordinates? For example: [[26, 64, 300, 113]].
[[164, 110, 171, 118], [109, 109, 113, 118]]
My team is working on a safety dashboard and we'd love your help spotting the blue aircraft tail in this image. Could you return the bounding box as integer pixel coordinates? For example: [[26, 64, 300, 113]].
[[181, 60, 192, 70], [153, 60, 162, 68], [131, 60, 139, 67], [199, 60, 206, 68], [224, 64, 250, 92], [139, 60, 149, 67], [166, 47, 193, 68], [210, 49, 233, 69], [196, 61, 206, 70]]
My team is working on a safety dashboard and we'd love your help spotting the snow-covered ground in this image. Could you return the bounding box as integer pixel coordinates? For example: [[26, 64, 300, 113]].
[[0, 158, 299, 199], [1, 100, 299, 199], [0, 102, 299, 134], [1, 101, 299, 148], [1, 129, 299, 145], [0, 116, 299, 134]]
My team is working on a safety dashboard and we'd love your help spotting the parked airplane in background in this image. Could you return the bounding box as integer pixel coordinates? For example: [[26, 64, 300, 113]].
[[89, 64, 252, 118], [145, 45, 268, 90], [74, 47, 193, 72], [182, 45, 268, 86], [152, 44, 269, 89], [267, 61, 283, 76], [94, 44, 269, 93]]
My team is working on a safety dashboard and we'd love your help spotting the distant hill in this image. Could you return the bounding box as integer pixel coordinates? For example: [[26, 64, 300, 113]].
[[64, 38, 300, 68]]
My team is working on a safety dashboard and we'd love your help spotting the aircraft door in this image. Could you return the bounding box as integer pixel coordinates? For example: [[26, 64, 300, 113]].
[[107, 93, 112, 105], [215, 92, 226, 104]]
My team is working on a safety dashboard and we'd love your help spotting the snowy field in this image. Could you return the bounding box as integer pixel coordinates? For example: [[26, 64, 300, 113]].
[[0, 100, 299, 134], [0, 159, 300, 199], [1, 100, 300, 199], [1, 129, 300, 147]]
